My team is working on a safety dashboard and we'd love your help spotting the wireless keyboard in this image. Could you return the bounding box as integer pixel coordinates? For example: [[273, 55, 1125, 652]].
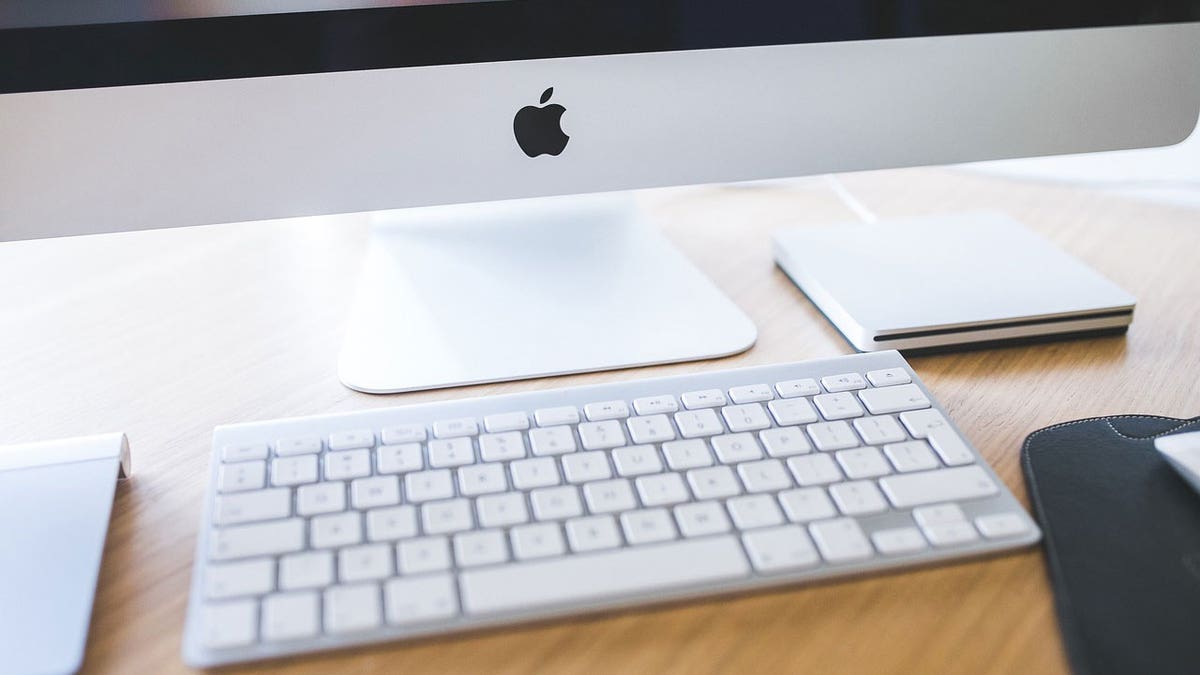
[[183, 351, 1040, 667]]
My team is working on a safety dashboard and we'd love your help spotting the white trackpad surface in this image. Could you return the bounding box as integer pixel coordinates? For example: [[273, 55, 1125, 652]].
[[0, 433, 128, 675]]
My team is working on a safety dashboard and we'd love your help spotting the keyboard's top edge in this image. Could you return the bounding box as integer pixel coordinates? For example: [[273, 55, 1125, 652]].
[[212, 351, 908, 439]]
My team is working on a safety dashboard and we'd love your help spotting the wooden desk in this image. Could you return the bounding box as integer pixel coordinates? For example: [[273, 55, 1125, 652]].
[[2, 167, 1197, 674]]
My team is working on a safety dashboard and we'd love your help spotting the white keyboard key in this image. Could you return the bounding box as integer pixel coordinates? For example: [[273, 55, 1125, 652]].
[[737, 459, 793, 492], [296, 481, 346, 516], [279, 551, 333, 590], [821, 373, 866, 393], [584, 400, 630, 421], [859, 384, 931, 415], [483, 412, 529, 433], [397, 536, 452, 574], [681, 389, 727, 409], [729, 384, 774, 403], [578, 420, 625, 450], [674, 501, 733, 537], [807, 421, 860, 451], [912, 503, 967, 527], [219, 460, 266, 492], [880, 466, 998, 508], [324, 584, 382, 634], [421, 499, 474, 535], [205, 558, 274, 599], [404, 469, 455, 502], [324, 449, 371, 480], [510, 457, 560, 489], [561, 450, 613, 483], [633, 395, 679, 415], [674, 409, 724, 438], [775, 378, 820, 398], [381, 424, 426, 445], [722, 403, 772, 432], [310, 512, 361, 549], [210, 519, 305, 561], [612, 445, 663, 476], [454, 530, 509, 567], [534, 406, 579, 427], [214, 488, 291, 525], [479, 432, 526, 462], [365, 505, 418, 542], [223, 443, 269, 462], [329, 430, 374, 451], [385, 574, 459, 625], [476, 492, 529, 528], [458, 462, 507, 496], [922, 521, 980, 547], [867, 368, 912, 387], [636, 473, 691, 506], [779, 487, 838, 522], [627, 414, 677, 444], [620, 508, 678, 545], [339, 544, 393, 582], [377, 443, 424, 474], [459, 536, 750, 615], [927, 429, 976, 466], [872, 527, 928, 555], [759, 427, 812, 457], [687, 466, 743, 500], [271, 455, 318, 487], [428, 437, 476, 468], [884, 441, 940, 473], [809, 518, 873, 563], [351, 475, 401, 509], [530, 485, 584, 520], [200, 600, 257, 649], [828, 481, 888, 516], [975, 513, 1031, 539], [511, 522, 566, 560], [261, 592, 319, 642], [742, 525, 820, 573], [529, 426, 577, 456], [899, 408, 952, 438], [767, 398, 819, 426], [711, 433, 764, 464], [813, 392, 865, 420], [786, 454, 843, 486], [565, 515, 622, 552], [853, 416, 907, 445], [727, 494, 785, 530], [835, 446, 892, 479], [582, 479, 637, 514], [275, 437, 322, 457], [433, 418, 479, 439], [662, 439, 714, 470]]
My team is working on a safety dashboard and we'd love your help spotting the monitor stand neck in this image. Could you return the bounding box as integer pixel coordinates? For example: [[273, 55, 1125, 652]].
[[338, 192, 756, 393]]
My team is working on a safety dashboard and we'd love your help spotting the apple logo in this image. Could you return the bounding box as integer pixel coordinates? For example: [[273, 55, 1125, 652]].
[[513, 87, 569, 157]]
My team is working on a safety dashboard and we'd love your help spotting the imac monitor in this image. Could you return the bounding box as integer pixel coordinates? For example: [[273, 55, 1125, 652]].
[[2, 1, 1198, 392]]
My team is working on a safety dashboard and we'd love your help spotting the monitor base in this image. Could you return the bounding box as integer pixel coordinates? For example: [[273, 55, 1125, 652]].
[[338, 193, 757, 394]]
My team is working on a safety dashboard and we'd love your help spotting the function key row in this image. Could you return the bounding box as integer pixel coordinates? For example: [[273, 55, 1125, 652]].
[[221, 369, 919, 462]]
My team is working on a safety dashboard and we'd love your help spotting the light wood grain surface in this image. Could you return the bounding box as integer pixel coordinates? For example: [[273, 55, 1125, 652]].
[[2, 167, 1198, 674]]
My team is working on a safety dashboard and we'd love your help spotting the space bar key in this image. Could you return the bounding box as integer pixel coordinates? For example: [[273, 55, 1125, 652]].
[[459, 536, 751, 615]]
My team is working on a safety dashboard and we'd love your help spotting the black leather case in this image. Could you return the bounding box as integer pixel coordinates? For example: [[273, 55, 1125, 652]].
[[1022, 414, 1200, 675]]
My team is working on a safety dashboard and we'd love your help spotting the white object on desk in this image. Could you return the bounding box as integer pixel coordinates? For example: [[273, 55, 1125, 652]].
[[184, 351, 1038, 668], [337, 194, 756, 394], [772, 212, 1137, 352], [1156, 430, 1200, 497], [0, 433, 131, 675]]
